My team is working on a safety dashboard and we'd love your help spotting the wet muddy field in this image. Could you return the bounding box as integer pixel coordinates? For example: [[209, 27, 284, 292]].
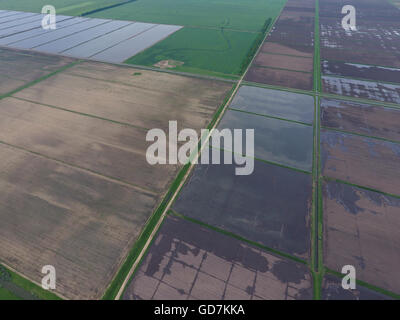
[[321, 130, 400, 195], [230, 85, 314, 123], [322, 274, 392, 300], [123, 216, 313, 300], [321, 60, 400, 84], [173, 150, 312, 259], [320, 98, 400, 142], [246, 67, 313, 91], [323, 180, 400, 295], [322, 76, 400, 104], [254, 53, 313, 73], [217, 109, 314, 171], [0, 47, 74, 95]]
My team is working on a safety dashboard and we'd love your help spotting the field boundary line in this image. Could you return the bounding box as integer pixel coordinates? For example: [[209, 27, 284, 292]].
[[113, 0, 289, 300]]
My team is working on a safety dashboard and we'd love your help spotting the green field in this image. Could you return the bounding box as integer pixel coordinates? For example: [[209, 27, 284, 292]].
[[125, 27, 259, 77], [89, 0, 286, 32], [0, 0, 126, 16]]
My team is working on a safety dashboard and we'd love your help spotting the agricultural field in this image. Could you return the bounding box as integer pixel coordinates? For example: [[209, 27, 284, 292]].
[[123, 215, 313, 300], [322, 76, 400, 104], [245, 0, 315, 90], [171, 86, 316, 260], [1, 0, 400, 303], [88, 0, 286, 32], [126, 27, 259, 77], [0, 0, 126, 16], [0, 49, 232, 300], [320, 98, 400, 142], [321, 274, 393, 300], [0, 48, 74, 95], [87, 0, 287, 77], [323, 181, 400, 294]]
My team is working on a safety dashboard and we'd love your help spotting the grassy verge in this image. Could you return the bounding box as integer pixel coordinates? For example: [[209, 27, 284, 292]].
[[0, 264, 61, 300]]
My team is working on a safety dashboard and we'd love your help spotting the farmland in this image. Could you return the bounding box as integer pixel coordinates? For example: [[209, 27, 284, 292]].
[[123, 215, 313, 300], [1, 0, 400, 302], [0, 49, 232, 299], [0, 0, 126, 16], [89, 0, 286, 77], [88, 0, 286, 32], [126, 28, 259, 77]]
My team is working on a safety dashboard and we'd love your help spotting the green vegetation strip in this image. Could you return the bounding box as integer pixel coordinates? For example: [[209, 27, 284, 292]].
[[312, 0, 323, 300]]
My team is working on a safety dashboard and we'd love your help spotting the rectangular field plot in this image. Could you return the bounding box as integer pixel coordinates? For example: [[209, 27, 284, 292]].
[[14, 61, 232, 133], [230, 85, 314, 124], [0, 17, 83, 46], [0, 143, 159, 300], [0, 13, 41, 30], [267, 26, 314, 47], [173, 152, 312, 259], [0, 1, 126, 16], [320, 47, 400, 69], [321, 98, 400, 142], [253, 52, 313, 73], [321, 130, 400, 196], [33, 20, 133, 54], [126, 27, 259, 77], [322, 274, 392, 300], [321, 60, 400, 84], [322, 76, 400, 105], [323, 180, 400, 295], [245, 66, 313, 91], [0, 53, 232, 299], [10, 18, 106, 49], [123, 216, 313, 300], [260, 42, 314, 58], [0, 10, 182, 63], [0, 47, 75, 95], [87, 0, 286, 32], [62, 22, 156, 58], [217, 110, 314, 172], [0, 97, 179, 193], [320, 19, 400, 68], [0, 11, 35, 24]]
